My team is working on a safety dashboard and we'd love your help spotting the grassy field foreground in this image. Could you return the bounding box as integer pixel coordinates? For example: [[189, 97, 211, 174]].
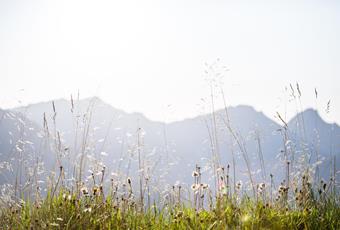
[[1, 185, 339, 229]]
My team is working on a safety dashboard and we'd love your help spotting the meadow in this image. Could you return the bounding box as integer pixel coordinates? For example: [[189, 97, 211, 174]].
[[0, 166, 339, 229], [0, 85, 339, 229]]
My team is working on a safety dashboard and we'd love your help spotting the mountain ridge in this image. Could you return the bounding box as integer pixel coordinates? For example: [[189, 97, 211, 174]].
[[1, 97, 338, 187], [14, 96, 337, 128]]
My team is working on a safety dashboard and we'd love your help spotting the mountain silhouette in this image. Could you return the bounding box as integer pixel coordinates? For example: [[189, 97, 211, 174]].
[[0, 97, 337, 189]]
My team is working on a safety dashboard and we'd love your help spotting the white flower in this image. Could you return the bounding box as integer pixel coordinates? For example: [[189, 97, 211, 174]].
[[191, 184, 199, 191], [81, 186, 88, 195], [84, 207, 92, 213], [192, 171, 199, 177]]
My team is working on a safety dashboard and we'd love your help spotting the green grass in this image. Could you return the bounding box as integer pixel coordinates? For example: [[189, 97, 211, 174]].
[[1, 189, 339, 229]]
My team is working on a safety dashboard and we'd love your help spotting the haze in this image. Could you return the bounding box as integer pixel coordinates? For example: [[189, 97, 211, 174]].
[[1, 0, 339, 123]]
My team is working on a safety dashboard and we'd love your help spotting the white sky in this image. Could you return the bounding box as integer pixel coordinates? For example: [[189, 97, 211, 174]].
[[1, 0, 339, 124]]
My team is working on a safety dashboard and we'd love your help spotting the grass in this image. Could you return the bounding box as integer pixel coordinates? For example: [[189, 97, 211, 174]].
[[1, 188, 339, 229], [0, 82, 339, 229]]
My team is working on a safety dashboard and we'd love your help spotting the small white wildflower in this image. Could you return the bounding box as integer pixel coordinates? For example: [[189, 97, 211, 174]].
[[81, 186, 88, 195], [84, 207, 92, 213], [191, 184, 199, 191], [192, 171, 199, 177], [217, 167, 224, 172]]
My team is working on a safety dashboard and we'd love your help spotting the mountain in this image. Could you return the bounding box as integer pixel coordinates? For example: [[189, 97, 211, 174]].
[[0, 108, 44, 186], [13, 98, 167, 185], [2, 97, 338, 190], [287, 109, 340, 178]]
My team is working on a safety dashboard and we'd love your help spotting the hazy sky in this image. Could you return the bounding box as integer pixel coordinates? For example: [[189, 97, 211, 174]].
[[1, 0, 339, 124]]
